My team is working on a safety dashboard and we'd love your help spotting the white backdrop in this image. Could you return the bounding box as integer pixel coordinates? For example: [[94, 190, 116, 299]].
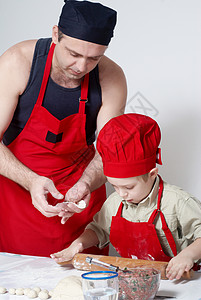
[[0, 0, 200, 199]]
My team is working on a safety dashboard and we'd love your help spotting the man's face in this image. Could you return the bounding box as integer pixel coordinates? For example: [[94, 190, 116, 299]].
[[107, 175, 155, 204], [53, 33, 107, 80]]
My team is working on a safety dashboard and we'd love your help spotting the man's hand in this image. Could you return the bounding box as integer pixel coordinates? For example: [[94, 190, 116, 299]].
[[29, 176, 64, 217], [57, 181, 91, 224], [65, 181, 91, 204]]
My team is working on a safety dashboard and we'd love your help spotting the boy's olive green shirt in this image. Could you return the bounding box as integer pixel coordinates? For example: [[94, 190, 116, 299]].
[[87, 176, 201, 257]]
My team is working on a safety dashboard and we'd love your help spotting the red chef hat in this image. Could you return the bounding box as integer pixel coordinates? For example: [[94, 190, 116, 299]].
[[96, 113, 162, 178]]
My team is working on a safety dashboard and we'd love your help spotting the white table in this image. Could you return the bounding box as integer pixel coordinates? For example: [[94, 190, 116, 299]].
[[0, 252, 201, 300]]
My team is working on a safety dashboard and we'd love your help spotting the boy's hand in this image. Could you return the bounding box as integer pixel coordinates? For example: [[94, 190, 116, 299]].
[[50, 242, 83, 263], [166, 254, 194, 280]]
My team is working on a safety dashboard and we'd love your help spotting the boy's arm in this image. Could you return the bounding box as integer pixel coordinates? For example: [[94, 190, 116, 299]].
[[52, 193, 117, 263], [166, 237, 201, 280], [50, 229, 99, 263]]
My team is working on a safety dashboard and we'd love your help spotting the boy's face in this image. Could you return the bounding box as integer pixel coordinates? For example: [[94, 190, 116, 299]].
[[107, 174, 156, 204]]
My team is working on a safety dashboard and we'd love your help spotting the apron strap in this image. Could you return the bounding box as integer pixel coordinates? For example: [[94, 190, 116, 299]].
[[148, 208, 159, 224], [37, 43, 56, 106], [160, 210, 177, 256], [148, 176, 177, 257], [79, 73, 89, 114], [116, 202, 123, 217], [36, 42, 89, 115]]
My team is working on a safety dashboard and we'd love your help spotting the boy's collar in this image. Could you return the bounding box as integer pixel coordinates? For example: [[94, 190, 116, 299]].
[[145, 175, 160, 205]]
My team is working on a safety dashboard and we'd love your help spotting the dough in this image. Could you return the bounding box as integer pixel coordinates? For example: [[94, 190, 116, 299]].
[[24, 288, 32, 296], [9, 288, 16, 295], [16, 288, 24, 295], [75, 200, 86, 209], [27, 290, 38, 299], [38, 290, 49, 300], [0, 287, 7, 294], [33, 287, 41, 294], [52, 276, 84, 300]]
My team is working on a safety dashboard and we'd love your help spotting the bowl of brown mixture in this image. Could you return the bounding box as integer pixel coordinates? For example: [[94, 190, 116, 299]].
[[118, 267, 161, 300]]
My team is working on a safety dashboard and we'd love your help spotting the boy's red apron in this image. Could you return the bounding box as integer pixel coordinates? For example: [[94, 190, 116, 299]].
[[0, 43, 107, 257], [110, 176, 177, 261]]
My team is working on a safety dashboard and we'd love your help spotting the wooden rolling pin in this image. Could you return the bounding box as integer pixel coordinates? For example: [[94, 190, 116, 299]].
[[57, 253, 193, 280]]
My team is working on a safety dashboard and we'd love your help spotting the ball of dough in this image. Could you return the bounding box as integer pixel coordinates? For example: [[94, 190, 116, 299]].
[[52, 276, 84, 300], [49, 290, 54, 297], [33, 287, 41, 294], [16, 288, 24, 295], [27, 290, 38, 299], [9, 288, 16, 295], [76, 200, 86, 209], [24, 288, 32, 296], [39, 291, 49, 300], [0, 287, 7, 294]]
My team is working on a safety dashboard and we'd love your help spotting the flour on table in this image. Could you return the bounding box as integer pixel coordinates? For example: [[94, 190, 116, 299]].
[[52, 276, 84, 300]]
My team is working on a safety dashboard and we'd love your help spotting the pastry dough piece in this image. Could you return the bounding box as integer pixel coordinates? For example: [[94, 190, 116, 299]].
[[33, 287, 41, 294], [27, 290, 38, 298], [9, 288, 16, 295], [16, 288, 24, 295], [52, 276, 84, 300], [24, 288, 32, 296], [76, 200, 86, 209], [0, 287, 7, 294], [39, 290, 49, 299]]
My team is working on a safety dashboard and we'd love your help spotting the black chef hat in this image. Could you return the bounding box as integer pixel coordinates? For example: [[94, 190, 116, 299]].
[[58, 0, 117, 46]]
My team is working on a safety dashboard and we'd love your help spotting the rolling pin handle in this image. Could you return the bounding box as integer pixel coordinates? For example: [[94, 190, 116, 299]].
[[86, 256, 119, 272], [86, 256, 93, 264], [109, 265, 119, 272]]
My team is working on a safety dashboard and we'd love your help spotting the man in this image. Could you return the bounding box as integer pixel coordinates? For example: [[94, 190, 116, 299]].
[[0, 1, 127, 256]]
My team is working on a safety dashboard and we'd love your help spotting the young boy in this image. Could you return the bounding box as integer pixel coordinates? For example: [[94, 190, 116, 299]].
[[51, 113, 201, 280]]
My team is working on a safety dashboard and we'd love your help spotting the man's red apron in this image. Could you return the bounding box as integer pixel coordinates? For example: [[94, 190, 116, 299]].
[[0, 43, 107, 257], [110, 176, 177, 261]]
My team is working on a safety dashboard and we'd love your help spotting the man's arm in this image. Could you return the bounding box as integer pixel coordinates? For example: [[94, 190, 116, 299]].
[[97, 55, 127, 131], [0, 41, 63, 217], [73, 55, 127, 188], [78, 56, 127, 189], [60, 56, 127, 222], [70, 56, 127, 188]]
